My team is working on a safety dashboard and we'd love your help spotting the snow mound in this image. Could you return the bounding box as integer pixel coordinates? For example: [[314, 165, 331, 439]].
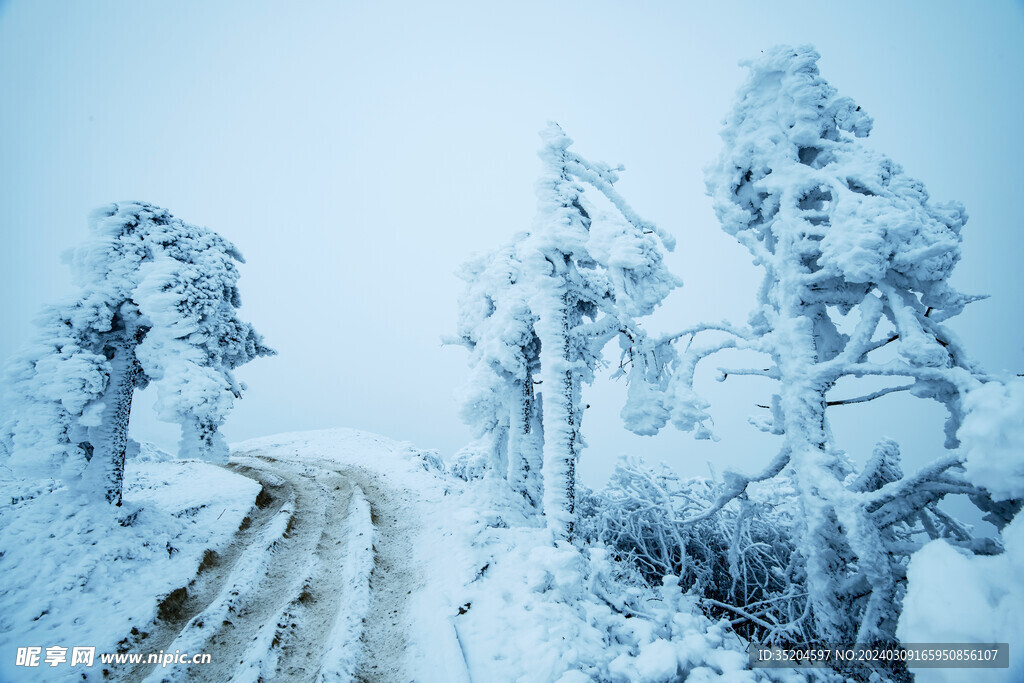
[[0, 460, 259, 681], [898, 513, 1024, 682], [959, 378, 1024, 502]]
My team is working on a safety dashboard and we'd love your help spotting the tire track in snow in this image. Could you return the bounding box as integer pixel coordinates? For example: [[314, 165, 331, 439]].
[[338, 466, 420, 683], [112, 463, 291, 683], [133, 451, 413, 683], [139, 455, 368, 682]]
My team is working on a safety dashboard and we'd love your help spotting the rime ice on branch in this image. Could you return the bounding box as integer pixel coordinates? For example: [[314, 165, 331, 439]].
[[452, 124, 678, 540], [4, 202, 274, 505], [624, 45, 1009, 644]]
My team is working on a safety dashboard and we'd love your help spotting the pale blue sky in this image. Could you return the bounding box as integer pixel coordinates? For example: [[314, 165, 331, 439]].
[[1, 1, 1022, 490]]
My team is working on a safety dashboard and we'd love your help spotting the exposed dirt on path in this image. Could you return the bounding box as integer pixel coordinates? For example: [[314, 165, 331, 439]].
[[113, 462, 290, 683], [123, 451, 415, 683], [339, 466, 420, 683]]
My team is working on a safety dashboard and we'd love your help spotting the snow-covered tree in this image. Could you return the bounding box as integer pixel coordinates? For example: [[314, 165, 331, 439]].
[[450, 240, 544, 506], [525, 124, 680, 540], [452, 124, 678, 539], [624, 46, 1003, 645], [4, 202, 273, 505]]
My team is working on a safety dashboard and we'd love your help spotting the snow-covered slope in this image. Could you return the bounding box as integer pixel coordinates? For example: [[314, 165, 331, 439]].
[[1, 429, 793, 682], [0, 451, 261, 681]]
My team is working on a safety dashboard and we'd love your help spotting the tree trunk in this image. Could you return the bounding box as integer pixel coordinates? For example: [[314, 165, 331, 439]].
[[537, 287, 581, 540], [180, 417, 230, 463], [82, 334, 139, 506], [507, 372, 543, 508], [778, 377, 847, 641], [771, 273, 852, 642], [776, 293, 904, 644]]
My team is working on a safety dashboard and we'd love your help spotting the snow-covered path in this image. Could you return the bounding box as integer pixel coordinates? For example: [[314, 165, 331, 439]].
[[135, 450, 413, 683], [339, 465, 419, 683]]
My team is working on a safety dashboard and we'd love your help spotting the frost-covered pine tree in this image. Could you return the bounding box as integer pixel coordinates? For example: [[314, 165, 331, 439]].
[[452, 124, 677, 539], [4, 202, 273, 505], [625, 46, 999, 645], [450, 240, 544, 506]]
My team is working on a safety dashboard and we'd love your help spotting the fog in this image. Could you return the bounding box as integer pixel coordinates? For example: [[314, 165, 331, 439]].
[[1, 0, 1022, 491]]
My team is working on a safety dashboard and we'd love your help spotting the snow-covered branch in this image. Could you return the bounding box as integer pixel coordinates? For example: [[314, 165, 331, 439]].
[[679, 446, 791, 526], [826, 383, 914, 407]]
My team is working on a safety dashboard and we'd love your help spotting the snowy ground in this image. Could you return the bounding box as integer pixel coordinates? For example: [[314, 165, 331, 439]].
[[0, 449, 261, 681], [139, 453, 376, 682], [4, 428, 1014, 682], [221, 429, 783, 683]]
